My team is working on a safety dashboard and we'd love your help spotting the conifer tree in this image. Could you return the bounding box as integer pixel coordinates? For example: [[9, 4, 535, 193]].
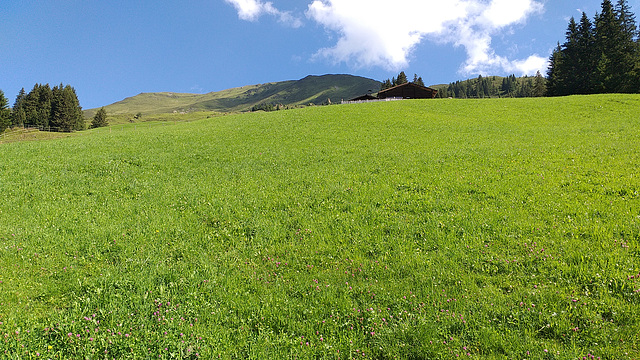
[[23, 84, 52, 128], [533, 71, 546, 97], [546, 44, 565, 96], [51, 84, 84, 131], [615, 0, 639, 92], [0, 90, 10, 133], [595, 0, 624, 92], [547, 0, 640, 95], [411, 74, 426, 87], [562, 17, 581, 93], [90, 107, 108, 128], [576, 13, 597, 93], [11, 88, 26, 127], [396, 71, 408, 85]]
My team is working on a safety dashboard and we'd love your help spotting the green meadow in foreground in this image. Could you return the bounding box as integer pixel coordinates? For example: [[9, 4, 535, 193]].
[[1, 95, 639, 359]]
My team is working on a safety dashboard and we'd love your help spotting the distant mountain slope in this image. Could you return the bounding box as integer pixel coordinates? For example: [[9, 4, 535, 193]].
[[86, 74, 381, 116]]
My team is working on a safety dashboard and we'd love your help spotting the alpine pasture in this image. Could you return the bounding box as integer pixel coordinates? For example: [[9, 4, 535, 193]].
[[1, 95, 639, 359]]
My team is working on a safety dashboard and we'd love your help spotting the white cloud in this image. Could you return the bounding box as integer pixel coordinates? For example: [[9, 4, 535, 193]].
[[306, 0, 546, 75], [223, 0, 548, 76], [224, 0, 302, 27]]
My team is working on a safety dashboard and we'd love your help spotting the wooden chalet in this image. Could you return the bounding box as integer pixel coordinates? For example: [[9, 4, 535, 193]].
[[377, 82, 438, 99]]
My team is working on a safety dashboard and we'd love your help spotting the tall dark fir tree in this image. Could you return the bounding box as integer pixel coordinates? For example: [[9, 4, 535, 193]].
[[51, 84, 85, 131], [594, 0, 638, 92], [0, 90, 10, 133], [576, 13, 597, 94], [614, 0, 640, 92], [11, 88, 27, 127], [90, 107, 108, 129], [395, 71, 408, 85]]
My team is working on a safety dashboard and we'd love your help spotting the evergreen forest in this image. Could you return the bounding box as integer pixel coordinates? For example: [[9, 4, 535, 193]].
[[8, 83, 85, 132], [547, 0, 640, 95], [435, 73, 546, 99]]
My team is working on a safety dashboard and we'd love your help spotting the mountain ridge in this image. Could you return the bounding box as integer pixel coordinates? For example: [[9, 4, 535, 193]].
[[85, 74, 381, 117]]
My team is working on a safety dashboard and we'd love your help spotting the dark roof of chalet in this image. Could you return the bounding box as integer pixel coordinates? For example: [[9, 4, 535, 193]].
[[348, 93, 378, 101], [377, 82, 438, 99]]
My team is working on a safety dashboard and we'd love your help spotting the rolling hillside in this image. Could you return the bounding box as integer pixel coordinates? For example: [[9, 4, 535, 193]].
[[2, 95, 640, 358], [85, 74, 381, 116]]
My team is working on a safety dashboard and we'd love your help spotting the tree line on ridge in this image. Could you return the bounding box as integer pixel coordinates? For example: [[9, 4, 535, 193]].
[[0, 84, 110, 134], [1, 84, 84, 133]]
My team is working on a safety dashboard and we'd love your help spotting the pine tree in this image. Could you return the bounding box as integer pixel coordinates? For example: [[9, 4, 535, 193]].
[[475, 75, 484, 98], [615, 0, 639, 92], [90, 107, 108, 128], [595, 0, 624, 92], [547, 1, 640, 95], [396, 71, 408, 85], [415, 77, 425, 87], [533, 71, 546, 97], [380, 79, 393, 91], [0, 90, 10, 133], [575, 13, 597, 93], [11, 88, 26, 127], [563, 17, 582, 93], [546, 44, 563, 96], [23, 84, 52, 128], [51, 85, 84, 131]]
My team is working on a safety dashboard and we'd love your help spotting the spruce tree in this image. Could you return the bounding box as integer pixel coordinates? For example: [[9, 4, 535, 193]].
[[576, 13, 597, 93], [52, 85, 84, 131], [11, 88, 26, 127], [562, 17, 581, 93], [91, 107, 108, 128], [396, 71, 408, 85], [0, 90, 10, 133], [23, 84, 52, 128], [533, 71, 546, 97], [546, 44, 564, 96], [595, 0, 624, 92], [615, 0, 639, 92]]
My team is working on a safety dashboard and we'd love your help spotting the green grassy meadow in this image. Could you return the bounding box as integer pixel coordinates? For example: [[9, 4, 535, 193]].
[[1, 95, 639, 359]]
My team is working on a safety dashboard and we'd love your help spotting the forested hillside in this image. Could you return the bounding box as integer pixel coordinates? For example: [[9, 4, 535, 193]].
[[431, 73, 546, 99]]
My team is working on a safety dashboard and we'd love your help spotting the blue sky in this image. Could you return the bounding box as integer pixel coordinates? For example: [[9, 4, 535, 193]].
[[0, 0, 636, 109]]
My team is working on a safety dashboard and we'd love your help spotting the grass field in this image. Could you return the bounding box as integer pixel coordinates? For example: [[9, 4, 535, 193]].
[[1, 95, 639, 359]]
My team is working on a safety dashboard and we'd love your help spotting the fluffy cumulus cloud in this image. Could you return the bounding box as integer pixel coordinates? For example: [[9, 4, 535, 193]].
[[224, 0, 302, 27], [225, 0, 548, 75], [306, 0, 546, 75]]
